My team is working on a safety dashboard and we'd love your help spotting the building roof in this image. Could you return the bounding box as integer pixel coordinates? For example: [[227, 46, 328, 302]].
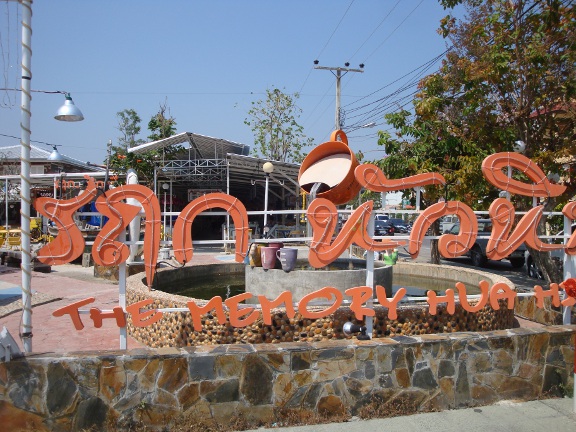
[[0, 144, 105, 172], [127, 132, 250, 159], [0, 144, 53, 160]]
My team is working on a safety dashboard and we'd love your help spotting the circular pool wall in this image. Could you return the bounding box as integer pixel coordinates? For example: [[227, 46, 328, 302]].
[[126, 262, 516, 348], [246, 258, 393, 302]]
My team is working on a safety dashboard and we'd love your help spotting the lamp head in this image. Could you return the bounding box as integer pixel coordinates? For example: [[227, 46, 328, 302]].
[[513, 140, 526, 153], [263, 162, 274, 174], [55, 93, 84, 122], [162, 183, 170, 191], [48, 145, 64, 162]]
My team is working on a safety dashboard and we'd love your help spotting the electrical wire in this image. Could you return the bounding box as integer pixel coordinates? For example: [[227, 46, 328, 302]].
[[315, 0, 356, 61], [342, 0, 550, 132], [362, 0, 425, 64], [346, 0, 401, 63], [0, 132, 104, 151], [298, 0, 356, 94]]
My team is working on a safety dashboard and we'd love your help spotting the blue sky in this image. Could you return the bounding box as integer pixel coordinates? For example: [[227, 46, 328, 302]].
[[0, 0, 460, 165]]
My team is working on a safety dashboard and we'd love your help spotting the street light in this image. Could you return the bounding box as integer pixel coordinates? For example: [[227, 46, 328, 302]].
[[54, 93, 84, 121], [11, 0, 85, 353], [47, 144, 64, 162], [162, 183, 169, 241], [263, 162, 274, 234]]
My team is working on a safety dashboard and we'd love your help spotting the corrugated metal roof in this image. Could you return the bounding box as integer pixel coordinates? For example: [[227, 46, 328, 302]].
[[0, 144, 104, 171], [127, 132, 250, 158], [0, 144, 51, 160]]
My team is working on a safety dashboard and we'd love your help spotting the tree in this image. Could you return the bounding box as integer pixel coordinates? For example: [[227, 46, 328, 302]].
[[245, 88, 312, 163], [108, 103, 181, 187], [148, 99, 177, 142], [117, 109, 145, 149], [375, 0, 576, 275]]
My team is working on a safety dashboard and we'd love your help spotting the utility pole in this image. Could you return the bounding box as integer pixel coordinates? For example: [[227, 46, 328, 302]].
[[313, 61, 364, 130]]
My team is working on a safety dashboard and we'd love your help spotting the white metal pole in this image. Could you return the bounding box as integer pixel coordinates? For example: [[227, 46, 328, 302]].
[[153, 165, 157, 195], [365, 213, 375, 338], [226, 160, 230, 248], [163, 189, 167, 241], [562, 216, 574, 325], [5, 180, 9, 230], [264, 174, 270, 229], [335, 69, 342, 130], [506, 166, 511, 201], [169, 179, 173, 243], [19, 0, 33, 353], [118, 229, 127, 349], [561, 219, 576, 414]]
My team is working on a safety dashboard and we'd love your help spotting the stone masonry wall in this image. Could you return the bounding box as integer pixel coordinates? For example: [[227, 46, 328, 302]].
[[0, 326, 574, 431]]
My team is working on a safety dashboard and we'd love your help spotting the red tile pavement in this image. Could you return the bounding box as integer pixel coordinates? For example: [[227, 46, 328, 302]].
[[0, 247, 545, 355], [0, 247, 232, 354], [0, 267, 145, 353]]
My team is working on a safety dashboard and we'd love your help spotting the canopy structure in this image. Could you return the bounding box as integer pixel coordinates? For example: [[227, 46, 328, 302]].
[[127, 132, 250, 159], [128, 132, 302, 210]]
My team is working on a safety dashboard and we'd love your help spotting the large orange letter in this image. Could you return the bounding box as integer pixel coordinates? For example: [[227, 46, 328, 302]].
[[35, 177, 99, 264], [487, 198, 562, 260], [482, 152, 566, 198], [92, 185, 161, 289], [173, 193, 249, 265], [307, 199, 404, 268], [409, 201, 477, 259]]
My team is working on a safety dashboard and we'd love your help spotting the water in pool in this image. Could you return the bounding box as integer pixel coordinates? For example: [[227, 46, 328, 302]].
[[165, 273, 479, 300]]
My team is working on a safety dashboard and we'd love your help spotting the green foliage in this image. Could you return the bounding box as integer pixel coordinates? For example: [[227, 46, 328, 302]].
[[376, 0, 575, 276], [148, 100, 177, 142], [117, 109, 145, 149], [245, 88, 312, 163], [108, 105, 181, 187], [376, 0, 576, 213]]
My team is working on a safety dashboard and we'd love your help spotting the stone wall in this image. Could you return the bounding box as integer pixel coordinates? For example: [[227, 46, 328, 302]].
[[0, 326, 574, 431]]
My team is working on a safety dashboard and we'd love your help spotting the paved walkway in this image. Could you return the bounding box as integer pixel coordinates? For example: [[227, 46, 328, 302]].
[[0, 246, 227, 353], [246, 398, 576, 432]]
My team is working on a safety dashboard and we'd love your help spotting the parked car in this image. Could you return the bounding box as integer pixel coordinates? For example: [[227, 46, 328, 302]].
[[374, 220, 395, 236], [388, 218, 409, 233], [374, 214, 389, 222], [445, 219, 526, 268], [440, 215, 459, 233]]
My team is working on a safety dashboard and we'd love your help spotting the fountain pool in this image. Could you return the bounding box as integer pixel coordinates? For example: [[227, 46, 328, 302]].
[[126, 260, 516, 348]]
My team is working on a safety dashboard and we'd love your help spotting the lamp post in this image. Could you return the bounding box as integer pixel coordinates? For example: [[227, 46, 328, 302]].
[[162, 183, 169, 241], [11, 0, 85, 352], [263, 162, 274, 234]]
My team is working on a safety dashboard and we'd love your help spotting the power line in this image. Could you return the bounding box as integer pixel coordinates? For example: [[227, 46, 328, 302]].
[[315, 0, 356, 60], [304, 0, 427, 133], [362, 0, 425, 64], [299, 0, 356, 94], [346, 0, 401, 63], [0, 132, 98, 150]]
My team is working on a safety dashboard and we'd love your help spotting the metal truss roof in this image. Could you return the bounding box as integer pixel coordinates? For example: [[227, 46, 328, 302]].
[[127, 132, 250, 159]]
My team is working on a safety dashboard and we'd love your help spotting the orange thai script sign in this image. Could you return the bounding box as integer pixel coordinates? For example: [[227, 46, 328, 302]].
[[36, 151, 576, 332], [34, 151, 572, 288], [52, 280, 576, 331]]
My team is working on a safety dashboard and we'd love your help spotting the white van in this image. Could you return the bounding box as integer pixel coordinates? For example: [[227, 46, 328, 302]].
[[440, 216, 459, 233]]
